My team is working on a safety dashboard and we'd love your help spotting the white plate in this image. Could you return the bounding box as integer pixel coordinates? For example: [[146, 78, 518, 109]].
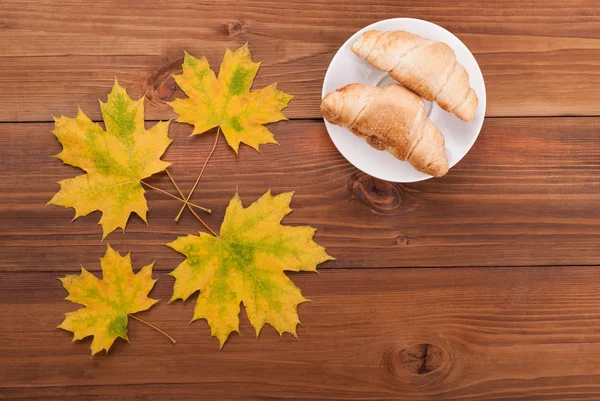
[[322, 18, 486, 182]]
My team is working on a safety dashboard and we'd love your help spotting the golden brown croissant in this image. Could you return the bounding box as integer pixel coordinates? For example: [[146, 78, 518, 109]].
[[321, 83, 448, 177], [352, 30, 478, 122]]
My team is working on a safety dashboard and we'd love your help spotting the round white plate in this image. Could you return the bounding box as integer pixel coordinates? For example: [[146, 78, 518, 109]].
[[322, 18, 486, 182]]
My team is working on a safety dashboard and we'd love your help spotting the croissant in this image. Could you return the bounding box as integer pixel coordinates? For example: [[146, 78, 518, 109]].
[[351, 30, 478, 122], [321, 83, 448, 177]]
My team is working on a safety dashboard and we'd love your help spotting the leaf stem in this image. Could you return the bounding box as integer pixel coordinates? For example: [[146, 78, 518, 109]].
[[175, 127, 221, 222], [140, 180, 211, 213], [128, 314, 176, 344], [165, 169, 218, 236], [188, 205, 218, 237], [165, 169, 187, 203]]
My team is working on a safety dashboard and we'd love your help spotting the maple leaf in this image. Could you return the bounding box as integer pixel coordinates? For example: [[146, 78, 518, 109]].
[[167, 190, 333, 348], [58, 245, 158, 355], [169, 44, 293, 153], [49, 80, 172, 238]]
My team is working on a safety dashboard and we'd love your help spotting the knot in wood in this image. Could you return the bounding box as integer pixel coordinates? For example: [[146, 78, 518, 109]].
[[380, 343, 445, 382], [395, 234, 410, 247], [146, 59, 180, 104], [379, 340, 453, 389], [401, 343, 444, 375], [349, 174, 401, 212], [223, 21, 243, 37]]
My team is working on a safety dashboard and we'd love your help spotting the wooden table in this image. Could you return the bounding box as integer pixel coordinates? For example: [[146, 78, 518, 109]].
[[2, 1, 600, 400]]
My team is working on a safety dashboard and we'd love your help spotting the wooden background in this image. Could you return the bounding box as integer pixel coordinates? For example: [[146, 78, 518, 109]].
[[2, 1, 600, 400]]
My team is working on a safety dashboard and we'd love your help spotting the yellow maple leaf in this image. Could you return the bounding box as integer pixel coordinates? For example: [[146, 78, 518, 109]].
[[168, 44, 293, 153], [167, 190, 333, 348], [49, 80, 172, 238], [58, 245, 158, 355]]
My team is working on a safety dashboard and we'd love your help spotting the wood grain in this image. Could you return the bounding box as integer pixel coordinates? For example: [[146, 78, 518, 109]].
[[1, 118, 600, 271], [4, 266, 600, 400], [3, 1, 600, 399], [1, 0, 600, 121]]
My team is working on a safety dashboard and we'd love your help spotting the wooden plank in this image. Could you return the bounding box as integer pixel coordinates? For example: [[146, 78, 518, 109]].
[[4, 266, 600, 400], [1, 118, 599, 271], [1, 0, 600, 121]]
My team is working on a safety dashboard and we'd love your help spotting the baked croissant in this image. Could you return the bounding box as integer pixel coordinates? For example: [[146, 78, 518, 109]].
[[351, 30, 478, 122], [321, 83, 448, 177]]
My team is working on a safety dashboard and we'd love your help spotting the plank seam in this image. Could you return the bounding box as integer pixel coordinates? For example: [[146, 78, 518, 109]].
[[2, 115, 600, 124], [3, 265, 600, 275]]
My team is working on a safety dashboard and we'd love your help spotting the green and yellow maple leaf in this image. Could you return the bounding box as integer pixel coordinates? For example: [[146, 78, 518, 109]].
[[58, 245, 158, 355], [49, 80, 172, 238], [169, 44, 293, 153], [167, 190, 333, 348]]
